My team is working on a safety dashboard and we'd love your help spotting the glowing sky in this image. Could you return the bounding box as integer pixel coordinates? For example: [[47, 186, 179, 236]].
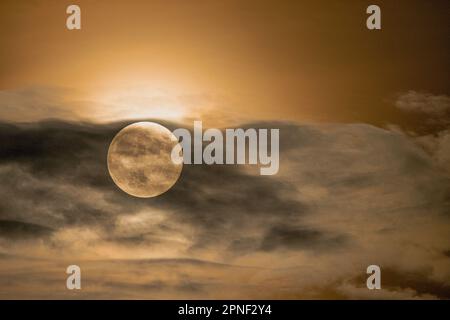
[[0, 0, 449, 299], [0, 0, 448, 127]]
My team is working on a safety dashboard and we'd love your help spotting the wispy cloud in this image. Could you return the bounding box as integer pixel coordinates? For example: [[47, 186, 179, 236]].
[[0, 118, 449, 298], [395, 91, 450, 116]]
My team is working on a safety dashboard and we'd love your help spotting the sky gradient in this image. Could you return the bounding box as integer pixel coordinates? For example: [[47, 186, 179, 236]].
[[0, 0, 449, 299]]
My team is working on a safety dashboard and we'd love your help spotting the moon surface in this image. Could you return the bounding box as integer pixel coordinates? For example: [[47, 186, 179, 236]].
[[107, 122, 183, 198]]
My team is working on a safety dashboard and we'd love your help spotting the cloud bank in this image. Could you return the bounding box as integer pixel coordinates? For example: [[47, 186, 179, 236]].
[[0, 118, 449, 299]]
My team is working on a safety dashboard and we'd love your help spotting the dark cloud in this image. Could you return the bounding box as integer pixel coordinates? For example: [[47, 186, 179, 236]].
[[260, 225, 348, 252], [0, 119, 449, 299], [161, 163, 310, 250], [0, 120, 114, 184], [0, 120, 319, 253], [0, 220, 53, 240]]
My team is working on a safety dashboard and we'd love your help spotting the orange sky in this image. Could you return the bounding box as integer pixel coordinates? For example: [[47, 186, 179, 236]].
[[0, 0, 448, 127], [0, 1, 449, 299]]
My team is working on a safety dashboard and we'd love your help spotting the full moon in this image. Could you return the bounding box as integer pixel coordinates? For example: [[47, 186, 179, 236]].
[[107, 122, 183, 198]]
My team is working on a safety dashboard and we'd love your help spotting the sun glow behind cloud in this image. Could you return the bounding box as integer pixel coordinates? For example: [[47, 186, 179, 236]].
[[92, 84, 191, 122]]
